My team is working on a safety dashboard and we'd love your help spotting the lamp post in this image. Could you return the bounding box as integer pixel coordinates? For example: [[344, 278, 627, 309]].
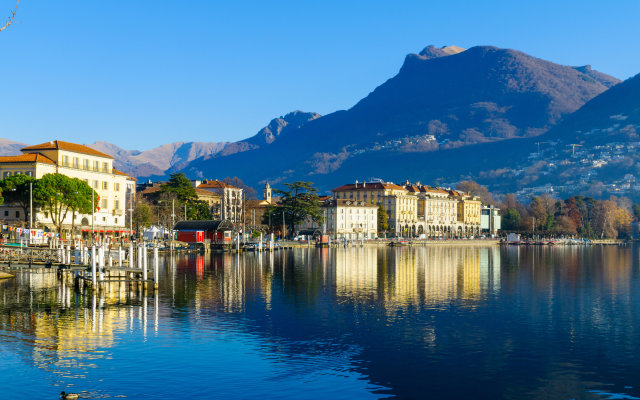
[[29, 181, 33, 230], [128, 190, 133, 242], [92, 190, 95, 244]]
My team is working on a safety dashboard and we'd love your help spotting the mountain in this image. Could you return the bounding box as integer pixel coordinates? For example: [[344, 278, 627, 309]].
[[83, 111, 321, 177], [176, 45, 619, 190], [0, 139, 27, 156], [541, 72, 640, 144], [87, 141, 229, 177], [209, 111, 321, 158]]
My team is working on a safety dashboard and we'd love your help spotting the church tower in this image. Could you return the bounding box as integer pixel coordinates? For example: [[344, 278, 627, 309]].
[[264, 182, 272, 204]]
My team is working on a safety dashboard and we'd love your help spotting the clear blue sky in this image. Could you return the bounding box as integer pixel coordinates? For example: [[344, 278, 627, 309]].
[[1, 0, 639, 150]]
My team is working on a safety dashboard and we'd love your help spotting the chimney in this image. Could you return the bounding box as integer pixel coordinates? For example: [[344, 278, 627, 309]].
[[355, 180, 358, 188]]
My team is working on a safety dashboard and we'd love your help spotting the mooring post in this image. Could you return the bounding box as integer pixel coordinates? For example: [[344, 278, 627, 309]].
[[91, 244, 97, 289], [98, 245, 104, 282], [129, 242, 134, 267], [142, 243, 148, 284], [118, 245, 123, 267], [153, 243, 159, 289]]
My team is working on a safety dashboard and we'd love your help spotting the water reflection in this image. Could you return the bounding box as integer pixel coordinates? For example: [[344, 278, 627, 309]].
[[0, 246, 639, 399]]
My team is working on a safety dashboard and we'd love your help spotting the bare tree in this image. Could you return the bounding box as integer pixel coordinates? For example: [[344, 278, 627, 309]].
[[0, 1, 19, 33]]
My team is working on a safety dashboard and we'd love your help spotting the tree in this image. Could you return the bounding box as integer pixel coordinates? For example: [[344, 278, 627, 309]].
[[33, 174, 97, 235], [502, 208, 522, 231], [457, 180, 495, 204], [633, 203, 640, 221], [377, 204, 389, 234], [555, 215, 577, 235], [614, 206, 633, 238], [0, 0, 19, 33], [529, 195, 557, 233], [0, 174, 35, 223], [132, 202, 153, 234], [263, 181, 323, 237], [162, 173, 197, 203], [161, 173, 215, 222], [592, 200, 618, 239], [187, 200, 212, 220], [67, 178, 96, 235]]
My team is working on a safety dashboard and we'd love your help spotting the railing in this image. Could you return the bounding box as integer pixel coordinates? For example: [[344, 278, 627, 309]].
[[0, 246, 59, 264]]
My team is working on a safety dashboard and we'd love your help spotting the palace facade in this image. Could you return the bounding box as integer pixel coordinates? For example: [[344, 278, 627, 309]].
[[0, 140, 136, 238]]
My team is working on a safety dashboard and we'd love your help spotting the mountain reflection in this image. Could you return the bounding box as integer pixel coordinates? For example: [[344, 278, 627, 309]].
[[1, 245, 640, 399]]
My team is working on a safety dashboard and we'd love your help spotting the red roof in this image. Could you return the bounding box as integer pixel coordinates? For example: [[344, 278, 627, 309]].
[[0, 153, 56, 165], [331, 182, 405, 191], [21, 140, 114, 159], [197, 180, 238, 189], [112, 168, 136, 180]]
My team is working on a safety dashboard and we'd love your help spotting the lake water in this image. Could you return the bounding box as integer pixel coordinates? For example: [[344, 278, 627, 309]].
[[1, 245, 640, 399]]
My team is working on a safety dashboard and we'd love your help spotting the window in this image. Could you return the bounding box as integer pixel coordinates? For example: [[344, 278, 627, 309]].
[[14, 171, 21, 175], [25, 171, 32, 177], [115, 199, 120, 210], [93, 161, 99, 171], [102, 198, 108, 209], [103, 181, 108, 190], [102, 217, 106, 222], [2, 172, 10, 178], [15, 211, 19, 218], [115, 218, 118, 224], [3, 211, 7, 217], [114, 182, 120, 191], [73, 157, 79, 168], [83, 159, 89, 169], [103, 162, 108, 172], [93, 180, 98, 189], [63, 155, 69, 166]]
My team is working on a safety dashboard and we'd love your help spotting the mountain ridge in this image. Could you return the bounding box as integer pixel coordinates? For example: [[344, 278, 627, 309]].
[[176, 44, 620, 189]]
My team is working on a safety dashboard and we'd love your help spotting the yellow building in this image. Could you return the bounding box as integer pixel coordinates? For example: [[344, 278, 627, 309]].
[[0, 140, 136, 238], [455, 192, 482, 236], [332, 181, 418, 237]]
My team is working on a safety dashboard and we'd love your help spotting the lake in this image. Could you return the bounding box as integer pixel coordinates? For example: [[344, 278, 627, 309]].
[[1, 245, 639, 399]]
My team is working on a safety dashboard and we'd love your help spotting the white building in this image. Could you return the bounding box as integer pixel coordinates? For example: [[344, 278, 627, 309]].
[[322, 199, 378, 240], [192, 179, 243, 225], [481, 205, 501, 236], [0, 140, 136, 239]]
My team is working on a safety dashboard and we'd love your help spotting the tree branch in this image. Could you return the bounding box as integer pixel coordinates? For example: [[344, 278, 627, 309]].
[[0, 0, 19, 33]]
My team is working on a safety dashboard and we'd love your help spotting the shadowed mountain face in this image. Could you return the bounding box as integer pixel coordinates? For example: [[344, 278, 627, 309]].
[[177, 45, 619, 189], [540, 72, 640, 144]]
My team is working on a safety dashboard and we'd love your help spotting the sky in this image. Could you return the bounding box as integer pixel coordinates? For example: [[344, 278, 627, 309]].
[[1, 0, 639, 150]]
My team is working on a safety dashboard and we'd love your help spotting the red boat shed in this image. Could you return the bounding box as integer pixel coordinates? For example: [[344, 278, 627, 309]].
[[173, 220, 234, 244]]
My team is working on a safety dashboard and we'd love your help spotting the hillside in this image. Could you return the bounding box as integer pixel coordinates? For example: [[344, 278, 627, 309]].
[[177, 45, 619, 189]]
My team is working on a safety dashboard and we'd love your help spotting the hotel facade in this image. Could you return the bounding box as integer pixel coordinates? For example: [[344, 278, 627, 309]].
[[332, 180, 487, 238], [0, 140, 136, 239]]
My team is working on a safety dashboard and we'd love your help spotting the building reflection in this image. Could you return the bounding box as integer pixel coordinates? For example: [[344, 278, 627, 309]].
[[330, 246, 501, 311], [0, 273, 157, 376]]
